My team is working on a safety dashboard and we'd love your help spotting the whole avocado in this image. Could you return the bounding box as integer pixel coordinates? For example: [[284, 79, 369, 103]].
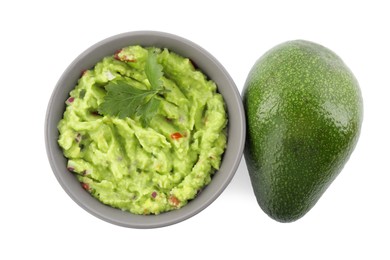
[[243, 40, 363, 222]]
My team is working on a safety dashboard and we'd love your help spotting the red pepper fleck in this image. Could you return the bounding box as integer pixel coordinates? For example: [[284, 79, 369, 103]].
[[169, 195, 180, 207], [81, 69, 88, 76], [113, 49, 122, 60], [113, 49, 135, 62], [151, 191, 157, 198], [81, 183, 90, 191], [65, 96, 75, 105], [170, 132, 183, 140], [67, 166, 75, 172]]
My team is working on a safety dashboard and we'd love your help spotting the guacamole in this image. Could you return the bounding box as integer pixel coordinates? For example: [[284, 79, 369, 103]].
[[58, 46, 228, 215]]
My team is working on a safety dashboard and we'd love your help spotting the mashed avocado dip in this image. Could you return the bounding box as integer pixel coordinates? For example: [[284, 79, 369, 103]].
[[58, 46, 228, 215]]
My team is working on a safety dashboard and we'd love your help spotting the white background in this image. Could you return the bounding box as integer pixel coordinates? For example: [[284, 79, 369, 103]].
[[1, 0, 389, 259]]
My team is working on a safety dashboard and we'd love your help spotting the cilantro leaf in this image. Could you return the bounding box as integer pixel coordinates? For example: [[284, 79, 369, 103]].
[[98, 49, 168, 126], [137, 97, 161, 127], [145, 50, 163, 90], [98, 81, 158, 119]]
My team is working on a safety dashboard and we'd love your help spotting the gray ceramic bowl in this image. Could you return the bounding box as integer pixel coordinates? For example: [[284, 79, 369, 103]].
[[45, 31, 245, 228]]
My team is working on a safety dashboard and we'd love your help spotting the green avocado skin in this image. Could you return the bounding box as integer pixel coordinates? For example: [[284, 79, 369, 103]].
[[243, 40, 363, 222]]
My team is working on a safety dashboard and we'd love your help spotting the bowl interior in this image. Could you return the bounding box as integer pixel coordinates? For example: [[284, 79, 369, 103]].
[[45, 31, 245, 228]]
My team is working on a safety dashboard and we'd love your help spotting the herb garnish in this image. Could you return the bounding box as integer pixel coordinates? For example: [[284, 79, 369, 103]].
[[98, 50, 168, 126]]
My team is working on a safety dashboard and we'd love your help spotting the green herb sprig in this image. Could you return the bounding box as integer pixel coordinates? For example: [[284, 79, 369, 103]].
[[98, 50, 168, 126]]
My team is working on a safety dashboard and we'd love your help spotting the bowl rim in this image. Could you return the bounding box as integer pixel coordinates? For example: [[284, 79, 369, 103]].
[[45, 30, 246, 228]]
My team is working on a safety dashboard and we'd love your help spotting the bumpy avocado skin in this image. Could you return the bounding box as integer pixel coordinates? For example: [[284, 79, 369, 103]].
[[243, 40, 363, 222]]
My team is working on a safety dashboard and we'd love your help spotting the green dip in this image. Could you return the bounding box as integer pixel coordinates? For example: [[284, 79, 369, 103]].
[[58, 46, 228, 215]]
